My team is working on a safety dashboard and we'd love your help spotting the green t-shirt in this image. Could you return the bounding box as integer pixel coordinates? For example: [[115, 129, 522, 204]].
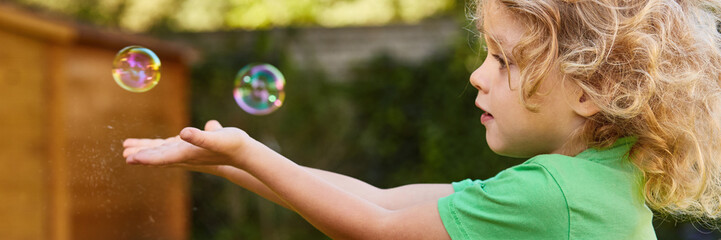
[[438, 137, 656, 239]]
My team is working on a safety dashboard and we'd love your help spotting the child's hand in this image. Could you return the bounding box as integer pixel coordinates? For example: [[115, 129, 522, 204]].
[[123, 120, 252, 169]]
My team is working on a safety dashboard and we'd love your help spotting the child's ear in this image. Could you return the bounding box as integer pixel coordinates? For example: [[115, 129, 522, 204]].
[[571, 91, 600, 117]]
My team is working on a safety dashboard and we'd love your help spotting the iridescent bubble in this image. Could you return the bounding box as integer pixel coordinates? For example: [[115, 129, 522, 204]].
[[233, 63, 286, 115], [112, 46, 161, 92]]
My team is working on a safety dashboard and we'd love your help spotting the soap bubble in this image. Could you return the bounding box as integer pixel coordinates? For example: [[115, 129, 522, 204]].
[[233, 63, 286, 115], [112, 46, 161, 92]]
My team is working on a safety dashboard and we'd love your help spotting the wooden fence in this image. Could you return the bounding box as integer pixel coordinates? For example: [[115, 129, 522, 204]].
[[0, 3, 191, 240]]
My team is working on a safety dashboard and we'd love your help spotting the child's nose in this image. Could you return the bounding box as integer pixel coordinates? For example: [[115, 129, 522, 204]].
[[470, 64, 490, 94]]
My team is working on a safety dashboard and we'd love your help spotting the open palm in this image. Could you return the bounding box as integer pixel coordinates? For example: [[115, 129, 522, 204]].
[[123, 120, 250, 168]]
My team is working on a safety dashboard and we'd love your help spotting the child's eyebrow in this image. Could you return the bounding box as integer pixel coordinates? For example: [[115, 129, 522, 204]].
[[483, 31, 508, 55]]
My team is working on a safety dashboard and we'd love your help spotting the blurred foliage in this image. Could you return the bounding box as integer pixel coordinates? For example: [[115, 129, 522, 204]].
[[7, 0, 466, 32]]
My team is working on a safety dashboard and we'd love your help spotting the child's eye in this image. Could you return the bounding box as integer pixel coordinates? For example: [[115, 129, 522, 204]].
[[491, 54, 508, 69]]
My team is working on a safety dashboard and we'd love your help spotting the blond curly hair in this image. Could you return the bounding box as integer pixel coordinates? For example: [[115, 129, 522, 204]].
[[477, 0, 721, 224]]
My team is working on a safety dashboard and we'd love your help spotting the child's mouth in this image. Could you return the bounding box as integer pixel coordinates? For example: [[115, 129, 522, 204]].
[[481, 112, 494, 124]]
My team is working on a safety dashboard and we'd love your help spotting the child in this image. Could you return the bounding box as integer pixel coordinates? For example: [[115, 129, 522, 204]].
[[123, 0, 721, 238]]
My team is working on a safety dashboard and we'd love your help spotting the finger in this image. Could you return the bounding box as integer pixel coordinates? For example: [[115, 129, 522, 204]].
[[165, 135, 181, 141], [123, 138, 143, 147], [126, 145, 179, 165], [123, 144, 158, 157], [204, 120, 223, 131], [179, 127, 212, 149], [123, 147, 141, 158], [127, 154, 175, 166], [126, 153, 142, 165], [123, 138, 166, 148]]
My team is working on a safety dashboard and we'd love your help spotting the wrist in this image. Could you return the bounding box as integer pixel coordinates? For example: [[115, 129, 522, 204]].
[[228, 133, 262, 169]]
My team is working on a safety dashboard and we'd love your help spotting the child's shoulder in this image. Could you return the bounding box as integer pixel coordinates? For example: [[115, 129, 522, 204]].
[[456, 145, 653, 239], [522, 152, 642, 198], [522, 142, 642, 199], [514, 145, 654, 239], [441, 147, 654, 239], [524, 136, 640, 178]]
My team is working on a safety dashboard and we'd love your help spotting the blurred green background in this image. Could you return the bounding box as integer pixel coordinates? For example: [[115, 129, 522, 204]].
[[9, 0, 719, 239]]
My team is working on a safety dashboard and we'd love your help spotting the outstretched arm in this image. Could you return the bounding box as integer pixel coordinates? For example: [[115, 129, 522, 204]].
[[227, 139, 452, 239], [125, 121, 453, 239], [123, 121, 453, 211], [216, 165, 453, 210]]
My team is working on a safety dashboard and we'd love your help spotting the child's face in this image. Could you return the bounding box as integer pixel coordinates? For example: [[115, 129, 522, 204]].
[[471, 0, 588, 158]]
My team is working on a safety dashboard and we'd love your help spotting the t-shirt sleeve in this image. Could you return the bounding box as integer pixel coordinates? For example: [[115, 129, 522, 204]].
[[438, 163, 569, 240]]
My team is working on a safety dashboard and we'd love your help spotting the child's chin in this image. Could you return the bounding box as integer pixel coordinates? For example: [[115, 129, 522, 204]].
[[486, 141, 512, 156], [487, 141, 533, 159]]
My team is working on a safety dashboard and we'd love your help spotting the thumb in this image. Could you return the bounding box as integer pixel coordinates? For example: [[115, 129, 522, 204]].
[[204, 120, 223, 131], [179, 127, 214, 150]]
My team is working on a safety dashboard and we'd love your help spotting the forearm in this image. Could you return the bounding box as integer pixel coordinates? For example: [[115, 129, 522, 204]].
[[213, 165, 378, 209], [213, 166, 293, 209], [212, 165, 452, 211], [233, 142, 399, 239]]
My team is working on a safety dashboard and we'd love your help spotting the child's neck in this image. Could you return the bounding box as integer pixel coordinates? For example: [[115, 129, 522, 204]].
[[550, 137, 588, 157]]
